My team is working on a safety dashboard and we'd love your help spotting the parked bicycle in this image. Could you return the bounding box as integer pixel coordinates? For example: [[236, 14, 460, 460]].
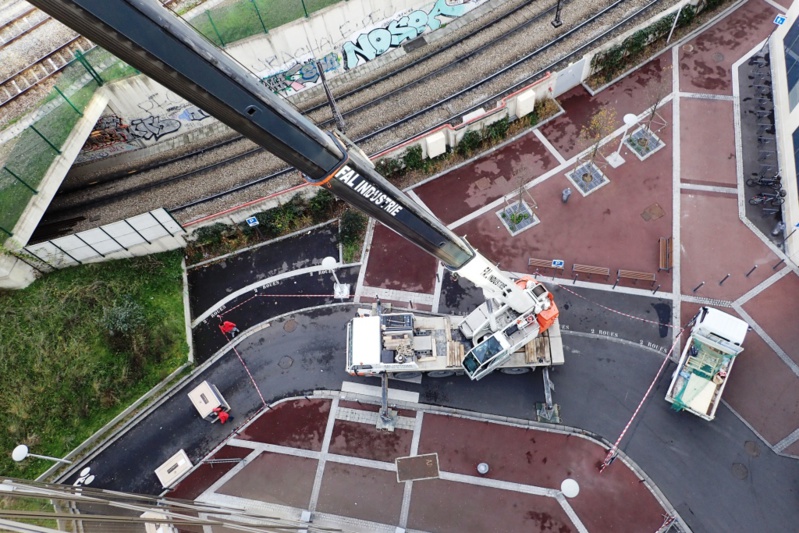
[[749, 189, 787, 206], [746, 174, 782, 189]]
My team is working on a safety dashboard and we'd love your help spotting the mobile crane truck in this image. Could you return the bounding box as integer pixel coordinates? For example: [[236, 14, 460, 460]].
[[30, 0, 563, 390]]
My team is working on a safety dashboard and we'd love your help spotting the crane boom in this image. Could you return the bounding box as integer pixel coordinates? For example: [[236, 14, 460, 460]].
[[30, 0, 559, 379]]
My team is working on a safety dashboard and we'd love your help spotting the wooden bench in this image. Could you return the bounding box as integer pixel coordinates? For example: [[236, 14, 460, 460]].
[[617, 269, 657, 285], [528, 258, 564, 272], [658, 237, 673, 272], [572, 263, 610, 279]]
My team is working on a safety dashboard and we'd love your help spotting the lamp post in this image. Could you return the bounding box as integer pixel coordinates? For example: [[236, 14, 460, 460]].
[[606, 113, 639, 168], [321, 257, 350, 299], [12, 445, 72, 465], [552, 0, 564, 28]]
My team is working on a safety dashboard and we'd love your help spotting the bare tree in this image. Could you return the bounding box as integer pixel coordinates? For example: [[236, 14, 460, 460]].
[[580, 107, 618, 166], [642, 65, 672, 134]]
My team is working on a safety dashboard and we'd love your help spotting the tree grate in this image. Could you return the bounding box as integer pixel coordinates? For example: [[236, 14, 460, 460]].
[[566, 161, 609, 196], [496, 201, 539, 236]]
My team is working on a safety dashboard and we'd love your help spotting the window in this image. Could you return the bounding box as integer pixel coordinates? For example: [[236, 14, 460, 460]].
[[784, 20, 799, 109], [792, 127, 799, 189]]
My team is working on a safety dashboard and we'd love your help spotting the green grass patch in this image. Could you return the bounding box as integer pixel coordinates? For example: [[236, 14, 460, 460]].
[[0, 251, 188, 479], [188, 0, 340, 47]]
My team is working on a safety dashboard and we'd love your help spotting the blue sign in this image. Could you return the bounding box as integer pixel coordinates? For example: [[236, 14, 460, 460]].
[[551, 259, 565, 268], [246, 216, 259, 227], [774, 15, 786, 25]]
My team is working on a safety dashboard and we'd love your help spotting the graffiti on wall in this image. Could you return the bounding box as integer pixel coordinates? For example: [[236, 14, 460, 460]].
[[342, 0, 483, 70], [261, 52, 342, 96], [128, 94, 212, 143], [77, 114, 141, 164]]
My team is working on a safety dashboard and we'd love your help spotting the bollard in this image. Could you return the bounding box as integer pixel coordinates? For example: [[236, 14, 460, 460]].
[[612, 278, 619, 290], [719, 274, 730, 285], [573, 273, 578, 284], [562, 187, 572, 203], [693, 281, 705, 292], [477, 463, 489, 475], [745, 265, 758, 277], [773, 258, 786, 270], [652, 284, 660, 294]]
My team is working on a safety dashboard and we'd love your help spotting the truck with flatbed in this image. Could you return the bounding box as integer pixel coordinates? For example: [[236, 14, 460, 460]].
[[665, 307, 749, 421]]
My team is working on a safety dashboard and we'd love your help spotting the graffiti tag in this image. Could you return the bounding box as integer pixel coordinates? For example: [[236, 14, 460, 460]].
[[262, 52, 341, 95], [342, 0, 474, 69], [130, 116, 181, 140]]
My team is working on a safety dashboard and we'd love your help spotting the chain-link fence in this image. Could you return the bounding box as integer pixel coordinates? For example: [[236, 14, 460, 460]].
[[0, 48, 137, 237], [186, 0, 339, 47]]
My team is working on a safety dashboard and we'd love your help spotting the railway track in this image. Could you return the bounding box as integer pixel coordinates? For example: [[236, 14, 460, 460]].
[[41, 0, 677, 232]]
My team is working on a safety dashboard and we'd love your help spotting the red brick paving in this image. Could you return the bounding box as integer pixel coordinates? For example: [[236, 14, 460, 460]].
[[237, 398, 329, 451], [742, 272, 799, 364], [362, 223, 437, 294], [678, 0, 778, 95], [169, 445, 252, 500], [412, 132, 559, 225], [315, 463, 404, 525], [328, 420, 413, 462], [679, 98, 737, 187], [679, 191, 779, 300], [454, 105, 673, 289], [540, 54, 672, 159], [417, 414, 665, 532], [724, 329, 799, 445], [407, 479, 576, 533], [217, 452, 317, 508]]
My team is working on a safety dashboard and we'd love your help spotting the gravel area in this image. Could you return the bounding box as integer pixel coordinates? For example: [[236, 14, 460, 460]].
[[0, 18, 77, 79], [41, 0, 683, 232]]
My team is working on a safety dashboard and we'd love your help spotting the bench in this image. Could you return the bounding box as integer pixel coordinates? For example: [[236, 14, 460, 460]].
[[617, 269, 657, 285], [528, 258, 564, 272], [572, 263, 610, 279], [658, 237, 673, 272]]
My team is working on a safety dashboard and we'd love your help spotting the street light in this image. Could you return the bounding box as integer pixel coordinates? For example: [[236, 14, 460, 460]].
[[321, 257, 350, 299], [552, 0, 564, 28], [12, 445, 72, 465], [606, 113, 639, 168]]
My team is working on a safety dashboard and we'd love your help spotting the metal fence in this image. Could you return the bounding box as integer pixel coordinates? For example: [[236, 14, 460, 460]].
[[22, 209, 184, 271], [185, 0, 339, 47], [0, 48, 137, 236]]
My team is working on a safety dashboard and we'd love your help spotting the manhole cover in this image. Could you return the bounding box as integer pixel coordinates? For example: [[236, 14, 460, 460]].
[[278, 356, 293, 369], [475, 177, 492, 191], [683, 44, 694, 52], [284, 319, 298, 332], [713, 52, 724, 63], [744, 440, 761, 457], [731, 462, 749, 480], [641, 203, 666, 222]]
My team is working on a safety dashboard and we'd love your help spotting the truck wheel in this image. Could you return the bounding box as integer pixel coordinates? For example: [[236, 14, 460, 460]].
[[394, 372, 422, 380], [427, 370, 455, 378], [500, 367, 531, 375]]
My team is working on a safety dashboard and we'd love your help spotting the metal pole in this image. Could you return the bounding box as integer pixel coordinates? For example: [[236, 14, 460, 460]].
[[27, 453, 72, 465], [250, 0, 267, 34], [300, 0, 309, 18], [29, 125, 61, 154], [317, 60, 346, 132], [3, 166, 37, 193], [54, 86, 83, 116], [149, 211, 175, 236], [551, 0, 563, 28], [98, 226, 128, 251], [666, 4, 684, 44], [74, 233, 105, 257], [124, 219, 151, 245], [205, 10, 225, 46], [745, 265, 758, 277], [50, 241, 82, 265]]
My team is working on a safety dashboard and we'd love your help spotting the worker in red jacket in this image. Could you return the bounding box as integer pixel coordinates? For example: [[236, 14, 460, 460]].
[[219, 320, 240, 337], [213, 406, 232, 424]]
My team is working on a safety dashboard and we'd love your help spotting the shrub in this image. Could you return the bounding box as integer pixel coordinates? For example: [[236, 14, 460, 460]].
[[339, 209, 366, 247], [457, 130, 483, 157], [485, 118, 510, 142], [375, 156, 404, 180], [402, 145, 428, 172], [308, 188, 336, 222]]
